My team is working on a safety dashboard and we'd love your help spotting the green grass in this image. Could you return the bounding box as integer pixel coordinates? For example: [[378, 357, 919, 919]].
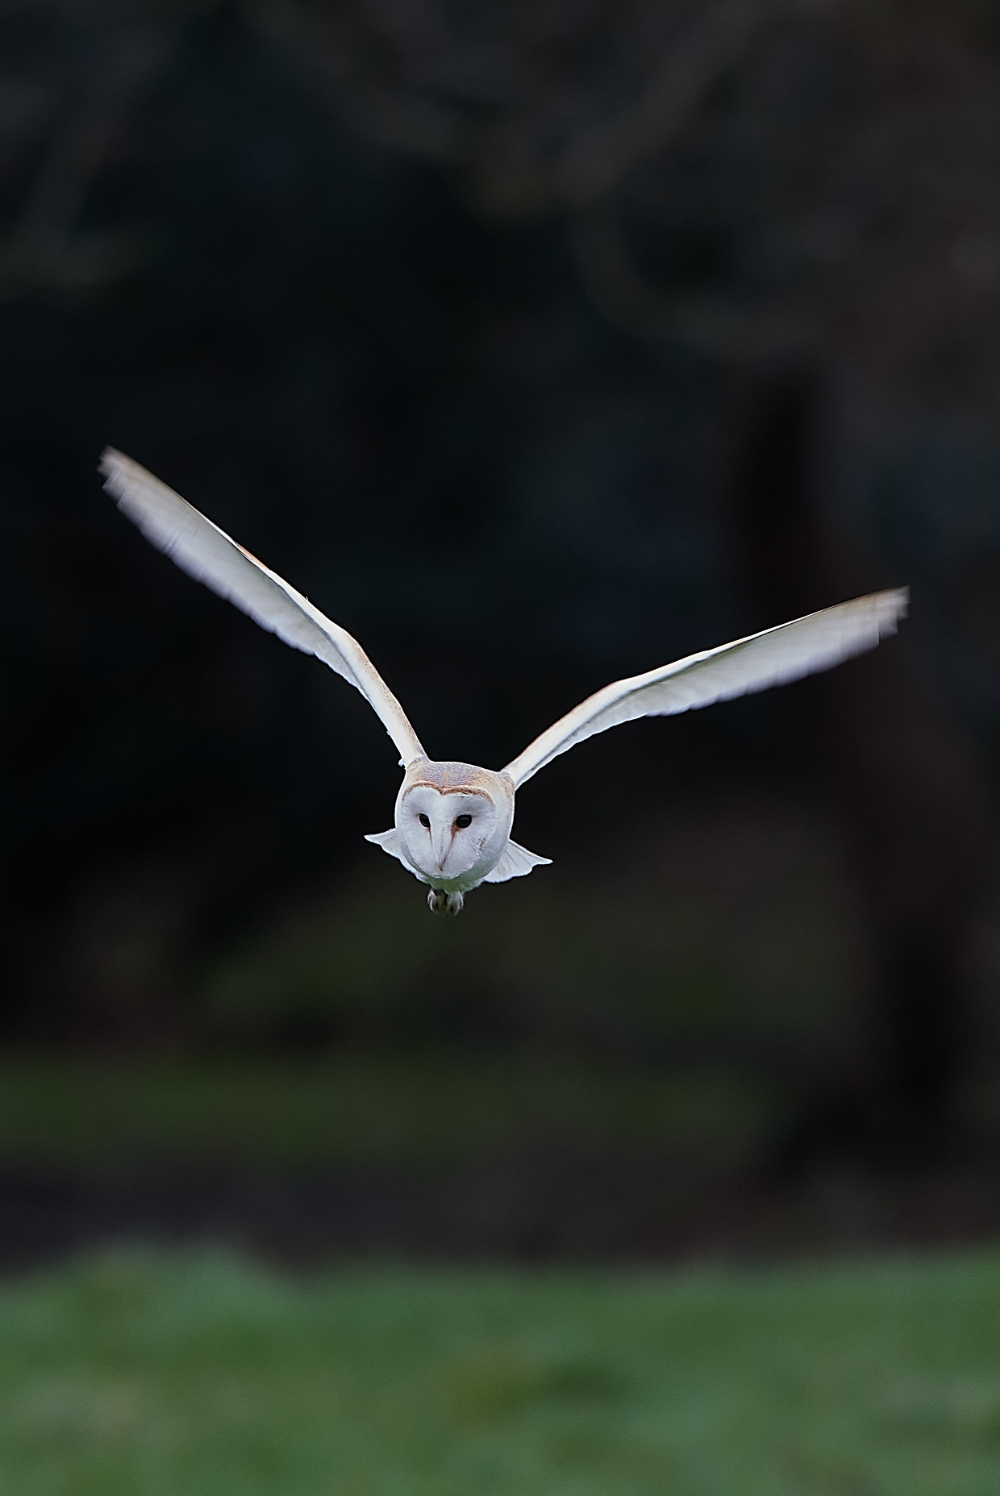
[[0, 1055, 770, 1170], [2, 1248, 1000, 1493]]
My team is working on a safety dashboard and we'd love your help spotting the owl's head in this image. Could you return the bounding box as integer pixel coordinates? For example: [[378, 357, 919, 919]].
[[395, 760, 514, 885]]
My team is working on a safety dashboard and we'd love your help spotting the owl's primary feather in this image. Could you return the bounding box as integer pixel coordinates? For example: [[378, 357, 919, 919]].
[[502, 588, 908, 788], [99, 448, 425, 767], [102, 449, 907, 912]]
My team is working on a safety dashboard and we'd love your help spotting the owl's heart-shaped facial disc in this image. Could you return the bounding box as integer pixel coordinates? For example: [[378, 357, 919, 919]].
[[395, 761, 514, 889]]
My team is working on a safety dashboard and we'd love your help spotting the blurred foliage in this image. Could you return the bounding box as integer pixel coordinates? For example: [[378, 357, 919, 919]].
[[2, 1247, 1000, 1492], [0, 1053, 767, 1170]]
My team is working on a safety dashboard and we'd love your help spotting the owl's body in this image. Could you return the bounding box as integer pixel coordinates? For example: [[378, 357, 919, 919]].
[[100, 448, 909, 915], [365, 758, 548, 913]]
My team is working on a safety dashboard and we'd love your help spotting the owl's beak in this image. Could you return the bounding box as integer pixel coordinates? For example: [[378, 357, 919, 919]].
[[432, 824, 452, 872]]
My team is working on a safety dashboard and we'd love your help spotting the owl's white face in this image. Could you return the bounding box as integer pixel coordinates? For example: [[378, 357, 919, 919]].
[[395, 761, 514, 890]]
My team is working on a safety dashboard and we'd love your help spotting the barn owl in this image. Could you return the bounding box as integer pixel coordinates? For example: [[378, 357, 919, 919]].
[[100, 449, 907, 915]]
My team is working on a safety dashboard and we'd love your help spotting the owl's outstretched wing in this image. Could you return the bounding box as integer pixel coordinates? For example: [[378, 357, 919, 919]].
[[100, 448, 426, 766], [503, 589, 907, 789]]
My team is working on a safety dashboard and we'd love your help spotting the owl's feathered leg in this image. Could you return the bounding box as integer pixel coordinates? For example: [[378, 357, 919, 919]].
[[427, 889, 464, 916]]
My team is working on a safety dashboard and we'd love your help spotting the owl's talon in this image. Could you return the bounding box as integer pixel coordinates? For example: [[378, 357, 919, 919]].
[[427, 889, 463, 916]]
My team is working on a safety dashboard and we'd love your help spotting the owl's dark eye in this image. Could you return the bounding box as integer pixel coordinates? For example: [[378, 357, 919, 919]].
[[418, 813, 430, 827], [454, 814, 472, 829]]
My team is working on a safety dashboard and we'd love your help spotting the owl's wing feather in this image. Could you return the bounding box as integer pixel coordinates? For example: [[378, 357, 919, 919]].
[[481, 839, 552, 883], [364, 829, 403, 858], [101, 448, 426, 766], [364, 829, 424, 879], [503, 589, 907, 789]]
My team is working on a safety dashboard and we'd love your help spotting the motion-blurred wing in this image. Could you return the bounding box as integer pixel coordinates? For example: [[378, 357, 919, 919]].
[[101, 448, 426, 766], [503, 589, 907, 789]]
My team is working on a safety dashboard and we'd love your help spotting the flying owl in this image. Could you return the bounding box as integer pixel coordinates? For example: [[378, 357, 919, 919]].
[[100, 449, 907, 915]]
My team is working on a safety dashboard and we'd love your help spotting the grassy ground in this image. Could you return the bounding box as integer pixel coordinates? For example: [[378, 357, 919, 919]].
[[0, 1055, 770, 1170], [1, 1247, 1000, 1494]]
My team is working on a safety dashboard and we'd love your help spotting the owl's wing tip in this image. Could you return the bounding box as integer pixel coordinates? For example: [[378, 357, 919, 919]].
[[365, 829, 403, 858], [482, 839, 552, 883]]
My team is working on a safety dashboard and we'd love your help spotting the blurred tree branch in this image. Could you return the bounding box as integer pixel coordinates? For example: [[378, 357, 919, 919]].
[[241, 0, 1000, 392], [8, 0, 1000, 388], [0, 4, 183, 297]]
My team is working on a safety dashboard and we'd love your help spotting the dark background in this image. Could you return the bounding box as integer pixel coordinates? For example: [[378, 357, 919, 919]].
[[5, 0, 1000, 1258]]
